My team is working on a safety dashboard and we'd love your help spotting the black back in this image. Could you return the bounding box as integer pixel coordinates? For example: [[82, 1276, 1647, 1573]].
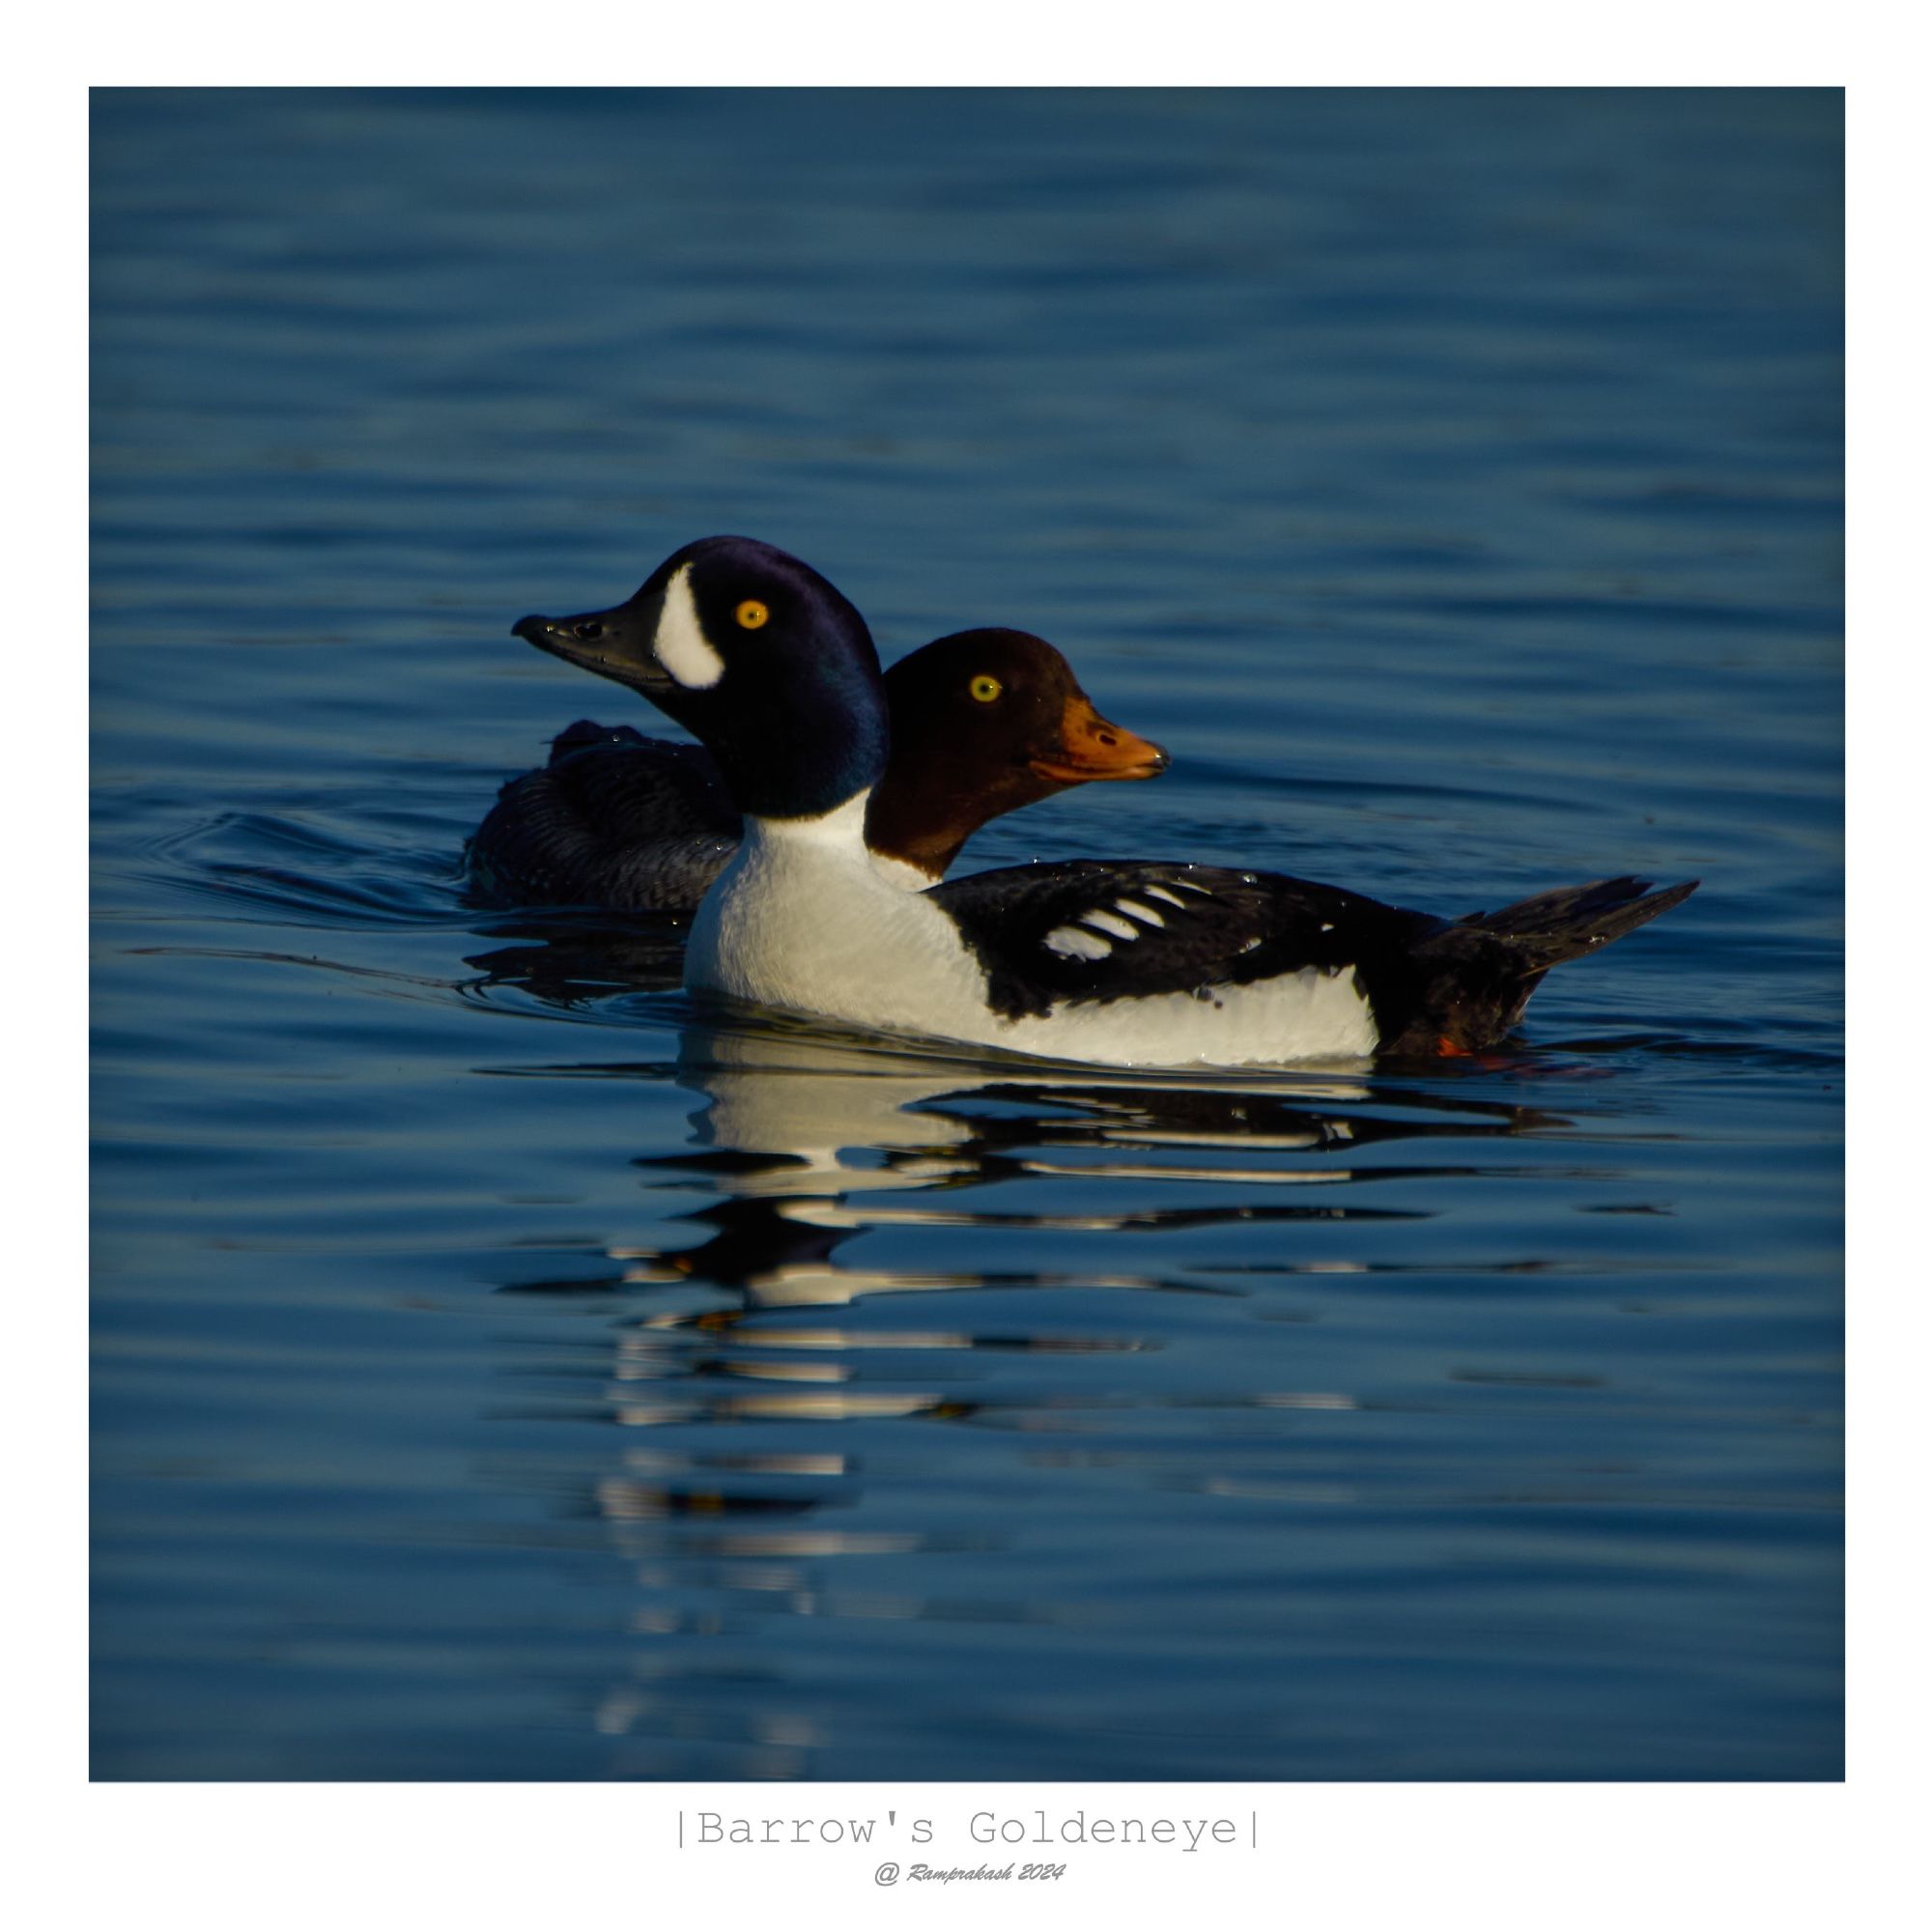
[[467, 722, 739, 911]]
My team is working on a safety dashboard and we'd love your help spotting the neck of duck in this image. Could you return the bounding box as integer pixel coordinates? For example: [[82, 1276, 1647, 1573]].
[[739, 788, 877, 864], [747, 788, 933, 889], [861, 783, 967, 881]]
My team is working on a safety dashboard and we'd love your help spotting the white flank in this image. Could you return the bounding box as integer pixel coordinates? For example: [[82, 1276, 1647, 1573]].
[[653, 564, 725, 689], [1115, 899, 1164, 926], [1043, 923, 1115, 960], [1143, 885, 1188, 907], [1080, 910, 1142, 941]]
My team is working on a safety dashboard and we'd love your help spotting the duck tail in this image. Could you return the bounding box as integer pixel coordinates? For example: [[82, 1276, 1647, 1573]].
[[1454, 874, 1700, 967], [1384, 876, 1698, 1056]]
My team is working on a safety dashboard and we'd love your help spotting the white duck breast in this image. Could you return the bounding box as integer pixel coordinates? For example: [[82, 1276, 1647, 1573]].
[[687, 795, 995, 1037]]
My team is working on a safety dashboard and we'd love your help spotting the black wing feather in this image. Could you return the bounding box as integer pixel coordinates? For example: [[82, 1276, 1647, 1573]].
[[930, 860, 1444, 1022]]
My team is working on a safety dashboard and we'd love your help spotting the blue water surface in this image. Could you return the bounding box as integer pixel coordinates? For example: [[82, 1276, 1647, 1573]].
[[91, 87, 1842, 1779]]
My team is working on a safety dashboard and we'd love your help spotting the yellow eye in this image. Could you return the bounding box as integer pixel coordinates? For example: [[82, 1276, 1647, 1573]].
[[735, 599, 770, 630], [970, 674, 1003, 703]]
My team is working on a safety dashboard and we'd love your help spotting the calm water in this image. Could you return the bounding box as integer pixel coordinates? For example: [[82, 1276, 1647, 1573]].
[[91, 88, 1842, 1779]]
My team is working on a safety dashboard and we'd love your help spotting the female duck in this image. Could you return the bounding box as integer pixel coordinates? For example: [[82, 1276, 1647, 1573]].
[[532, 535, 1695, 1068], [471, 627, 1167, 910]]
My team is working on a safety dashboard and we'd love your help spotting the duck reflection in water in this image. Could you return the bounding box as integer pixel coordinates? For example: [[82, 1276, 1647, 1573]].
[[484, 1012, 1577, 1772], [500, 1015, 1571, 1317]]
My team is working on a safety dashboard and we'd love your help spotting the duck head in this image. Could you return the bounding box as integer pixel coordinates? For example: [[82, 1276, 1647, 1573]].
[[514, 535, 888, 821], [871, 629, 1169, 876]]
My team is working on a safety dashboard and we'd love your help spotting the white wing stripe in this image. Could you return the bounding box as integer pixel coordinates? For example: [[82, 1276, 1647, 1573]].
[[1043, 923, 1114, 960]]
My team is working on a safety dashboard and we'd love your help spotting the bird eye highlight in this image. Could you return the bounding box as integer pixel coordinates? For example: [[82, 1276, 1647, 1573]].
[[970, 675, 1003, 702], [735, 599, 770, 630]]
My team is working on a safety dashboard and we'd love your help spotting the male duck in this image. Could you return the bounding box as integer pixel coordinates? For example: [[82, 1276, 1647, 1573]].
[[518, 535, 1696, 1068], [470, 628, 1167, 910]]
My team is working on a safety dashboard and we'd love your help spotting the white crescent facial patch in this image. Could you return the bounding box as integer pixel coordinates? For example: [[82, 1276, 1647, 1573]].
[[654, 564, 726, 689]]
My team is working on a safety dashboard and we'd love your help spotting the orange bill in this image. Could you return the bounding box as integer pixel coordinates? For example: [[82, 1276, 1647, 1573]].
[[1030, 694, 1170, 783]]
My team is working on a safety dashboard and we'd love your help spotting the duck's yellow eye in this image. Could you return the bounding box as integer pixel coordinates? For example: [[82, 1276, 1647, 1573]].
[[735, 599, 770, 630], [970, 674, 1003, 703]]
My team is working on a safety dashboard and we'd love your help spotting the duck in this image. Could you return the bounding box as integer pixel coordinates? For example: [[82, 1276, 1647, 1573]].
[[510, 534, 1698, 1068], [469, 627, 1168, 911]]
